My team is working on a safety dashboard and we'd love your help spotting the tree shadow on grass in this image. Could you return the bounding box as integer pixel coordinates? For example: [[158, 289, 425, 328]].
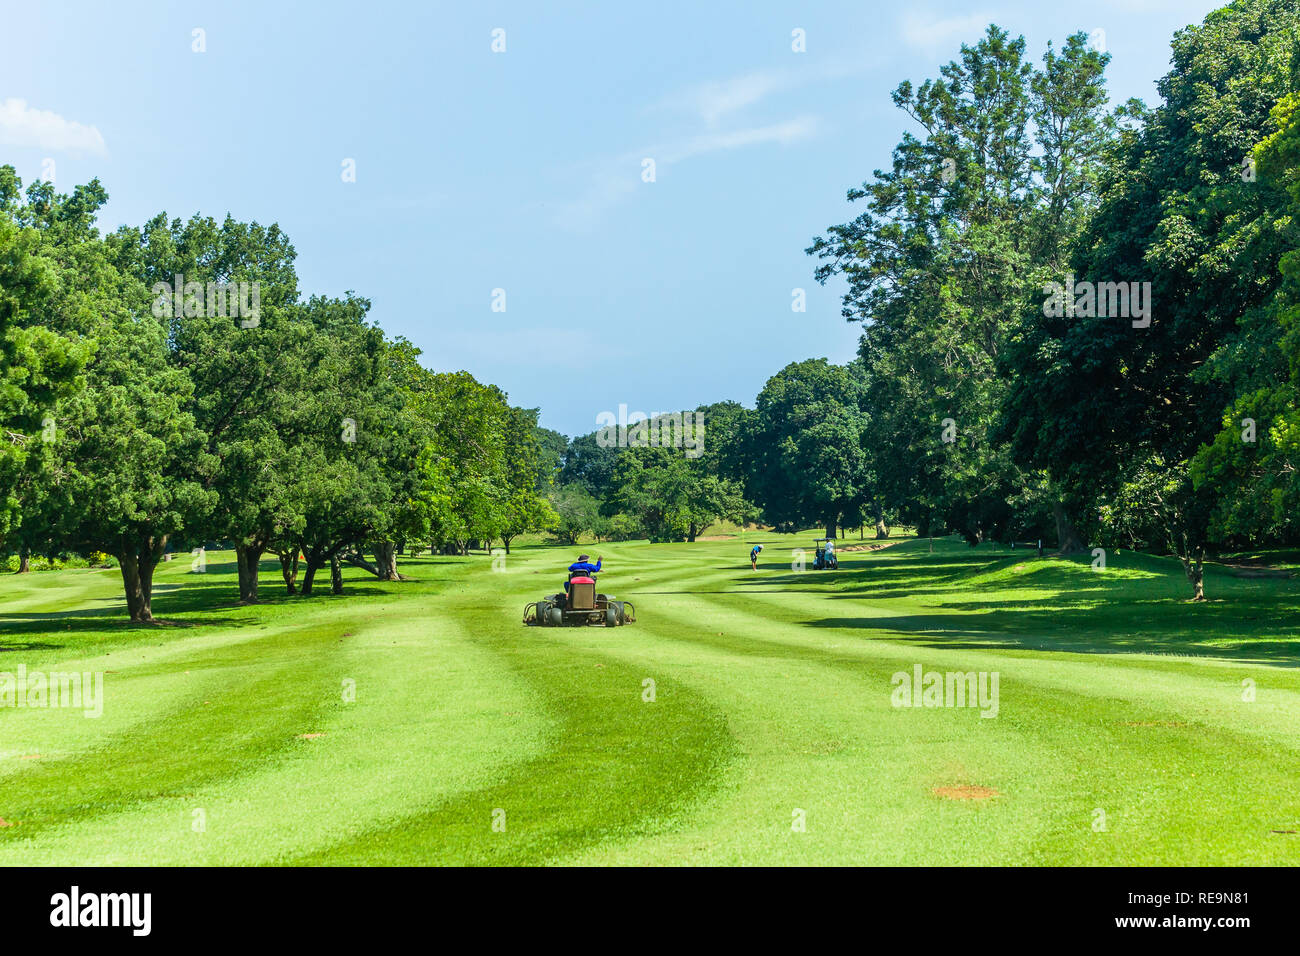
[[0, 607, 245, 638], [802, 612, 1300, 666], [735, 541, 1300, 666], [1, 578, 394, 641], [0, 641, 67, 652]]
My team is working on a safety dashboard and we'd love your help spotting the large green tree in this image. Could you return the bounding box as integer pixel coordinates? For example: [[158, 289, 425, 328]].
[[1192, 89, 1300, 543], [4, 173, 213, 621], [810, 27, 1116, 546], [1000, 0, 1300, 598], [107, 211, 303, 602], [0, 171, 91, 552], [744, 359, 872, 537]]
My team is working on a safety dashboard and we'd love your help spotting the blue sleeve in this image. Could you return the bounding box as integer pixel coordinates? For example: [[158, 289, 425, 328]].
[[594, 558, 601, 572]]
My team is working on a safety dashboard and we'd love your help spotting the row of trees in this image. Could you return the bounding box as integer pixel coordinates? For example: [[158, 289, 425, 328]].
[[542, 0, 1300, 603], [544, 364, 891, 546], [0, 175, 557, 620], [801, 0, 1300, 599], [544, 406, 753, 544]]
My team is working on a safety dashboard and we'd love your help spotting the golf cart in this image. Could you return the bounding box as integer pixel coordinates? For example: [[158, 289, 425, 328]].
[[523, 573, 635, 627], [813, 538, 838, 570]]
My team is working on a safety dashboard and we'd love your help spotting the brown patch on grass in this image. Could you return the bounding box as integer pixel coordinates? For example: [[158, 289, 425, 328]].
[[1123, 720, 1188, 729], [296, 733, 327, 740], [19, 754, 39, 760], [0, 817, 16, 827], [933, 785, 1000, 801]]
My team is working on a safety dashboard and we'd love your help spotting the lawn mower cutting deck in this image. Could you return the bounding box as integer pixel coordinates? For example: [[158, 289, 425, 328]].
[[523, 575, 636, 627]]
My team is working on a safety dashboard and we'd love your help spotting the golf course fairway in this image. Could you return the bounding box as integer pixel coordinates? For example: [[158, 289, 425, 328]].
[[2, 532, 1298, 866]]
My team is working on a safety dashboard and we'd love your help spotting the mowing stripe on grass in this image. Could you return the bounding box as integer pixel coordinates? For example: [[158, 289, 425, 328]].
[[292, 631, 737, 866]]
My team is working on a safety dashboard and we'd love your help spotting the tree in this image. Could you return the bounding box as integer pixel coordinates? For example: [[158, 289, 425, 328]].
[[410, 371, 514, 555], [809, 27, 1117, 547], [533, 425, 568, 492], [1192, 90, 1300, 544], [603, 444, 746, 543], [0, 176, 91, 550], [558, 431, 621, 497], [549, 484, 601, 545], [107, 210, 303, 603], [6, 173, 214, 621], [744, 359, 872, 537], [358, 336, 430, 580], [999, 0, 1300, 597], [494, 407, 558, 553], [284, 294, 402, 595]]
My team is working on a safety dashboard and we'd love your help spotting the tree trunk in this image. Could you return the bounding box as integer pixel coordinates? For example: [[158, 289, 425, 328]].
[[235, 543, 265, 604], [824, 521, 836, 540], [330, 555, 344, 594], [300, 556, 318, 595], [300, 557, 321, 596], [117, 536, 165, 622], [119, 552, 147, 621], [343, 551, 381, 576], [18, 545, 30, 574], [1181, 549, 1206, 602], [373, 541, 401, 581], [875, 516, 889, 539], [500, 535, 513, 555], [277, 549, 300, 594], [1053, 500, 1085, 554]]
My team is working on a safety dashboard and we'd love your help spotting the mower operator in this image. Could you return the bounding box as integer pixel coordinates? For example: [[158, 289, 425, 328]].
[[565, 554, 602, 592]]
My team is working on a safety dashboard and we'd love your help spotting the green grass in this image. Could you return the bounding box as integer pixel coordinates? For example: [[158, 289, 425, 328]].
[[2, 532, 1299, 865]]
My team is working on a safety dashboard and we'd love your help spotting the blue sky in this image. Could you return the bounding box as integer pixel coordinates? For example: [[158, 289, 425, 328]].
[[1, 0, 1220, 437]]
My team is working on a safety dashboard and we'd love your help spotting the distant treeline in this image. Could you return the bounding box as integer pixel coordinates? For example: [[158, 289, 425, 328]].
[[554, 0, 1300, 603]]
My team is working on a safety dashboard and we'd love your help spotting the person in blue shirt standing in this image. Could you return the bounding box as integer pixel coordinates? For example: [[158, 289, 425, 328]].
[[750, 544, 763, 570], [565, 554, 601, 592]]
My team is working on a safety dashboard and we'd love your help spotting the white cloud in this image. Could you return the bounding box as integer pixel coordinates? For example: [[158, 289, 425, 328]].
[[0, 98, 108, 157], [660, 117, 820, 163], [662, 70, 789, 126], [552, 117, 819, 231], [554, 58, 854, 231], [657, 58, 868, 126], [900, 11, 995, 56]]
